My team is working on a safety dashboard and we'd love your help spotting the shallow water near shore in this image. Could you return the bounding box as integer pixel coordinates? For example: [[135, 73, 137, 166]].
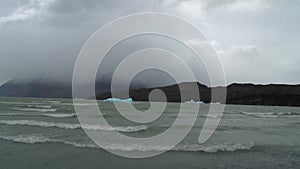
[[0, 97, 299, 169]]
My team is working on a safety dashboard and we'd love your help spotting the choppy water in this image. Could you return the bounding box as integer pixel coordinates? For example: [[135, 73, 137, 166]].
[[0, 97, 299, 169]]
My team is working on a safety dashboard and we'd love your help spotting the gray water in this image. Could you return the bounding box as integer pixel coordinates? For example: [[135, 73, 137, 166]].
[[0, 97, 299, 169]]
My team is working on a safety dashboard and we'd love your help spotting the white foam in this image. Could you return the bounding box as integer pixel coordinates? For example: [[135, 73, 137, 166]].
[[200, 114, 222, 118], [0, 101, 40, 105], [13, 108, 57, 112], [27, 105, 52, 108], [43, 113, 76, 118], [101, 142, 255, 152], [0, 120, 79, 129], [183, 142, 255, 153], [0, 134, 98, 148], [0, 133, 255, 153], [0, 134, 52, 144], [242, 112, 298, 118], [0, 120, 148, 132], [42, 101, 62, 104], [81, 124, 148, 132], [0, 113, 76, 118], [61, 103, 97, 106], [167, 114, 221, 118]]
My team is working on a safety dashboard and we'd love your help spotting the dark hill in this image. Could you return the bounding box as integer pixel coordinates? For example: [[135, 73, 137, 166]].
[[97, 82, 300, 107], [1, 80, 299, 107]]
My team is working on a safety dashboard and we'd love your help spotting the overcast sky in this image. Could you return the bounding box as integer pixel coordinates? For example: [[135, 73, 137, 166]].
[[0, 0, 299, 86]]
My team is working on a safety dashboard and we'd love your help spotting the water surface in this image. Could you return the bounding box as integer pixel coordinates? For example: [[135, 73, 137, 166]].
[[0, 97, 299, 169]]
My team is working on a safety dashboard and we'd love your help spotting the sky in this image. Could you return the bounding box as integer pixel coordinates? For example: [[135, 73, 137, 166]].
[[0, 0, 299, 86]]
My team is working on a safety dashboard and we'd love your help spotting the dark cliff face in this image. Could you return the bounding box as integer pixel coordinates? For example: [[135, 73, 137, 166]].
[[96, 82, 211, 102], [225, 83, 300, 106], [97, 82, 300, 107]]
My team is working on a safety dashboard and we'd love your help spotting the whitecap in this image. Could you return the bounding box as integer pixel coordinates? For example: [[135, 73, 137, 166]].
[[0, 133, 255, 153], [242, 112, 298, 118], [43, 113, 76, 118], [13, 108, 57, 112], [0, 134, 52, 144], [0, 120, 148, 132], [27, 105, 52, 108], [0, 120, 80, 129], [0, 101, 39, 105], [0, 113, 76, 118], [0, 134, 98, 148], [101, 142, 255, 153], [81, 124, 148, 132], [42, 101, 62, 104]]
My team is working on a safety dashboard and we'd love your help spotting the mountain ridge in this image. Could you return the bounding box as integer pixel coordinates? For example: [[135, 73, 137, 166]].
[[0, 80, 299, 107], [97, 82, 300, 107]]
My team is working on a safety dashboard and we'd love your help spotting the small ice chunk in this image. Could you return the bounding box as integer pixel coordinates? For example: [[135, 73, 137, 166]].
[[103, 98, 133, 103], [185, 100, 205, 104]]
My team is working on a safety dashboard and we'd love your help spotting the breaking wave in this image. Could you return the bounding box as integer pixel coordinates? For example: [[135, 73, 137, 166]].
[[242, 112, 299, 118], [0, 134, 96, 148], [0, 101, 39, 105], [13, 108, 57, 112], [27, 105, 52, 108], [0, 113, 76, 118], [0, 133, 255, 153], [42, 101, 62, 104], [92, 142, 255, 153], [61, 103, 98, 106], [0, 120, 148, 132], [43, 113, 76, 118]]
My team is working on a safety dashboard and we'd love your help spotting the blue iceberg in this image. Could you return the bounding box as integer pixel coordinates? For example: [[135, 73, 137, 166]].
[[103, 98, 133, 103]]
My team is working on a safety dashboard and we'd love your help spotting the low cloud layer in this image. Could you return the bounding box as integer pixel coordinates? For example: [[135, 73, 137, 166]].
[[0, 0, 299, 86]]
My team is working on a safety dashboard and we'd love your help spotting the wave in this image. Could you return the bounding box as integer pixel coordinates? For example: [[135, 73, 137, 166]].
[[0, 113, 111, 118], [13, 108, 57, 112], [0, 113, 45, 116], [61, 103, 98, 106], [166, 114, 222, 118], [0, 133, 254, 153], [43, 113, 76, 118], [42, 101, 62, 104], [0, 101, 39, 105], [0, 134, 97, 148], [200, 114, 222, 118], [186, 142, 255, 153], [242, 112, 299, 118], [27, 105, 52, 108], [0, 120, 147, 132], [0, 113, 76, 118], [92, 142, 255, 153], [0, 113, 25, 116], [0, 134, 55, 144]]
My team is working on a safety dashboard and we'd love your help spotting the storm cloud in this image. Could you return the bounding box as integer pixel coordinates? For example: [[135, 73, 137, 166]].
[[0, 0, 299, 86]]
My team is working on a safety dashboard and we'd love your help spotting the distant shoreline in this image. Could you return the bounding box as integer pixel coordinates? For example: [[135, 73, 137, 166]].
[[1, 95, 299, 108], [97, 82, 300, 107], [0, 81, 299, 107]]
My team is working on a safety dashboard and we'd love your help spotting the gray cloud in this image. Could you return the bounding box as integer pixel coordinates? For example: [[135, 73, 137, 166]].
[[0, 0, 299, 86]]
